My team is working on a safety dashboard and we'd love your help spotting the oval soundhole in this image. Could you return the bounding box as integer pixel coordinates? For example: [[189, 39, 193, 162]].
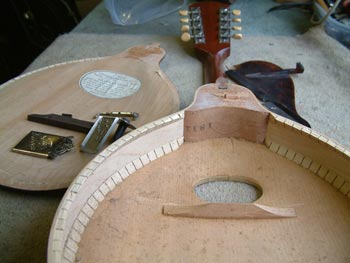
[[194, 176, 262, 203]]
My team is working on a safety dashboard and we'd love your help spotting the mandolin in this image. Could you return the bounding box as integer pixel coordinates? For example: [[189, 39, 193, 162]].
[[47, 3, 349, 262], [179, 1, 234, 83], [180, 1, 310, 127], [48, 81, 350, 262], [0, 44, 179, 190]]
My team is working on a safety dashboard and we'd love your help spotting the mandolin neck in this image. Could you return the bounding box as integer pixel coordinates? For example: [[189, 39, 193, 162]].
[[195, 47, 231, 84]]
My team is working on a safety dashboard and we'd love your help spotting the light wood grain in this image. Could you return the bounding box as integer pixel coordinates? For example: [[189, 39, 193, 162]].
[[265, 114, 350, 183], [163, 203, 296, 219], [48, 84, 350, 263], [0, 44, 179, 190], [184, 83, 269, 143], [74, 137, 350, 263]]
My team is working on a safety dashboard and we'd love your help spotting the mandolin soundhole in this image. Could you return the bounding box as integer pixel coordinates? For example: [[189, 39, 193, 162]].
[[194, 176, 262, 203]]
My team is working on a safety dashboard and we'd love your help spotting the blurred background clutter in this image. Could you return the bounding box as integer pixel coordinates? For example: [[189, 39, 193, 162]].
[[0, 0, 101, 85]]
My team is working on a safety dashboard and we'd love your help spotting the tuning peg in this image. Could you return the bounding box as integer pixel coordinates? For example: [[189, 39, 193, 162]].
[[181, 25, 190, 32], [180, 18, 189, 23], [181, 32, 192, 42], [232, 10, 241, 16], [179, 10, 189, 16], [232, 33, 243, 40], [232, 26, 242, 31], [232, 18, 242, 23]]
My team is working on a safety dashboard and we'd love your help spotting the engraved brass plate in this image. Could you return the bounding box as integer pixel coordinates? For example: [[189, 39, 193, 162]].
[[12, 131, 74, 159]]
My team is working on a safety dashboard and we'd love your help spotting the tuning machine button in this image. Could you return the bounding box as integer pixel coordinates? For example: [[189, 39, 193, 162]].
[[232, 33, 243, 40], [232, 9, 242, 23], [180, 18, 189, 23], [232, 10, 241, 16], [179, 9, 189, 24], [179, 10, 189, 16], [181, 32, 192, 42], [231, 9, 242, 40], [181, 25, 190, 32], [179, 7, 205, 44]]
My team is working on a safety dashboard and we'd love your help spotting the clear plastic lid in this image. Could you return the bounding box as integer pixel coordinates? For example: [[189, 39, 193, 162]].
[[104, 0, 187, 26]]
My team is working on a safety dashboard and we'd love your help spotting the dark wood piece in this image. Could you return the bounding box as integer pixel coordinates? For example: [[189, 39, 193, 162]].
[[28, 114, 94, 133], [189, 1, 231, 83], [187, 1, 309, 127], [226, 61, 310, 127]]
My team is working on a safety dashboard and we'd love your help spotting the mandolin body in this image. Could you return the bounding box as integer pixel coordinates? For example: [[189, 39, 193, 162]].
[[0, 44, 179, 190], [48, 83, 350, 263]]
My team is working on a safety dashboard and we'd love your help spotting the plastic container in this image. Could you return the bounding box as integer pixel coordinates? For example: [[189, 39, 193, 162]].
[[313, 2, 350, 47], [104, 0, 186, 26]]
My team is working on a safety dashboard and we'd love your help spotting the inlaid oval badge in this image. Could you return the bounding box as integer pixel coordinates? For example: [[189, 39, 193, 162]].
[[79, 70, 141, 99]]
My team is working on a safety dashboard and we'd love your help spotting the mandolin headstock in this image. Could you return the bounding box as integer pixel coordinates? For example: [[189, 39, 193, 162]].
[[179, 1, 242, 83]]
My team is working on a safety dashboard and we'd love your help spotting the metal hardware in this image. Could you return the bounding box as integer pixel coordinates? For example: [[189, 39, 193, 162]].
[[189, 7, 205, 44], [219, 7, 232, 43], [112, 118, 133, 141], [12, 131, 74, 159], [80, 116, 119, 154], [96, 111, 139, 121], [28, 112, 138, 154]]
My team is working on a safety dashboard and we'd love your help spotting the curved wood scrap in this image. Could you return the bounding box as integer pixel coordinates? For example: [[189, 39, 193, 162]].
[[162, 203, 296, 219], [184, 83, 269, 143]]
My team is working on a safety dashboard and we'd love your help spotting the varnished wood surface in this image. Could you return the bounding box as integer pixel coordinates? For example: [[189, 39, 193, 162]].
[[47, 84, 350, 263], [0, 44, 179, 190], [189, 2, 231, 83], [195, 47, 230, 84]]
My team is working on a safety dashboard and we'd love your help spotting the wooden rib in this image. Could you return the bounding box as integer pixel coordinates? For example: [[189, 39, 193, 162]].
[[265, 114, 350, 198], [47, 112, 185, 263], [48, 107, 350, 263], [162, 203, 296, 219]]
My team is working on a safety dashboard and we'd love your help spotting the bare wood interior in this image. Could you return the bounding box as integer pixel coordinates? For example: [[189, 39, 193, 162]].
[[184, 84, 269, 143], [265, 115, 350, 180], [0, 44, 179, 190], [76, 137, 350, 263], [47, 84, 350, 263]]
